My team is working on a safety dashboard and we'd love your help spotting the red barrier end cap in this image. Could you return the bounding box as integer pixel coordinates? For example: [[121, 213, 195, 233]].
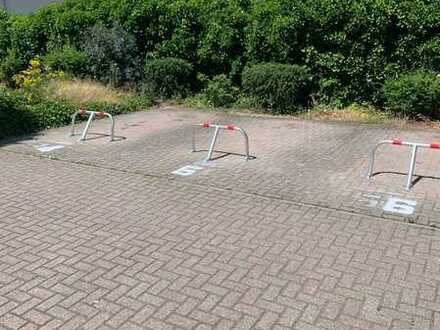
[[98, 111, 105, 118], [392, 138, 403, 145], [202, 123, 210, 128], [226, 125, 235, 130], [431, 143, 440, 149]]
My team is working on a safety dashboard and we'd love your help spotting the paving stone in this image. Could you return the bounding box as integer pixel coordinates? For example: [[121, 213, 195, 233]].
[[1, 108, 440, 329]]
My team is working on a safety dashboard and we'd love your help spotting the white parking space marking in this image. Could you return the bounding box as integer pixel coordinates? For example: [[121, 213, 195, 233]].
[[383, 197, 417, 215], [35, 144, 65, 152], [172, 165, 204, 176]]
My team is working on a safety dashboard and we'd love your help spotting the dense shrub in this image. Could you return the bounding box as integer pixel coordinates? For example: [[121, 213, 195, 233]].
[[196, 1, 248, 79], [27, 98, 77, 129], [201, 75, 238, 108], [43, 46, 89, 75], [0, 86, 78, 139], [2, 0, 440, 113], [80, 23, 140, 86], [0, 88, 37, 139], [144, 58, 194, 98], [148, 1, 202, 64], [245, 0, 440, 105], [0, 9, 10, 60], [8, 15, 47, 62], [242, 63, 313, 113], [12, 58, 64, 100], [383, 71, 440, 119], [0, 49, 27, 87], [0, 86, 152, 141]]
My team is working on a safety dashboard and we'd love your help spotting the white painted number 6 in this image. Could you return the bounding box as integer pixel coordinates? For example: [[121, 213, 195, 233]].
[[383, 198, 416, 215]]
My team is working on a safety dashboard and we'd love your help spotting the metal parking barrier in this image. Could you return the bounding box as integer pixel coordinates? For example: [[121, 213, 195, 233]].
[[70, 108, 115, 142], [192, 123, 250, 161], [367, 138, 440, 191]]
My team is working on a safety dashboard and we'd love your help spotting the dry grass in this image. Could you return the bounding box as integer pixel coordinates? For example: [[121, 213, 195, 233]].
[[42, 79, 132, 104], [299, 104, 403, 125]]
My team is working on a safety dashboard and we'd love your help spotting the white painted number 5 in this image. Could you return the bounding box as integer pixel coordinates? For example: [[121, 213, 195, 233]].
[[172, 165, 203, 177]]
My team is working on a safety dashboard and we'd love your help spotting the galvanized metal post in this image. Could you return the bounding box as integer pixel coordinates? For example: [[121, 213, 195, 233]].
[[236, 128, 250, 160], [191, 126, 197, 152], [80, 112, 95, 141], [205, 126, 220, 161], [70, 113, 78, 137], [406, 145, 418, 191], [108, 114, 115, 142]]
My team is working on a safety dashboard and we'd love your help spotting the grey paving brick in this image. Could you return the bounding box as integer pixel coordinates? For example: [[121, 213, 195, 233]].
[[2, 108, 440, 329]]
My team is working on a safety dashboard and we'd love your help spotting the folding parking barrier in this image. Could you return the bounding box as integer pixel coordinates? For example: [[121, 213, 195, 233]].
[[70, 108, 114, 142], [192, 123, 250, 161], [367, 138, 440, 191]]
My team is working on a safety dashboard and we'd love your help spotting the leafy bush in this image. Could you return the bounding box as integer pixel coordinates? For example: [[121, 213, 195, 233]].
[[0, 48, 26, 87], [201, 74, 238, 107], [43, 46, 88, 75], [383, 71, 440, 119], [0, 9, 10, 60], [13, 58, 64, 100], [144, 57, 194, 98], [81, 23, 140, 86], [8, 15, 46, 62], [242, 63, 314, 113], [27, 98, 77, 129], [148, 1, 202, 64], [196, 1, 248, 79], [0, 86, 80, 139], [0, 85, 152, 141], [245, 0, 440, 105], [0, 88, 37, 139], [3, 0, 440, 111]]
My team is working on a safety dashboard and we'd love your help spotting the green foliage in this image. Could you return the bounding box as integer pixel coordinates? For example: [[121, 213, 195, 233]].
[[383, 71, 440, 119], [81, 23, 140, 86], [2, 0, 440, 115], [196, 0, 248, 79], [12, 58, 64, 101], [0, 9, 10, 61], [201, 74, 239, 108], [144, 57, 194, 99], [43, 46, 89, 75], [0, 48, 26, 87], [242, 63, 313, 113], [0, 85, 152, 140], [0, 88, 37, 139], [418, 37, 440, 72], [245, 0, 440, 105], [8, 15, 46, 62], [27, 98, 77, 129], [149, 1, 202, 64]]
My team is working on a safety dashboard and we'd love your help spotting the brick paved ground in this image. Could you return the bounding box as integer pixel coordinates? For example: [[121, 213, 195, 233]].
[[1, 107, 440, 329]]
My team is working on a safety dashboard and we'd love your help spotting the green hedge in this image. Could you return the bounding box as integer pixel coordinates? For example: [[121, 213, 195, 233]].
[[0, 89, 38, 139], [383, 71, 440, 119], [242, 63, 313, 113], [2, 0, 440, 108], [201, 74, 238, 108], [43, 46, 89, 75], [144, 57, 194, 98]]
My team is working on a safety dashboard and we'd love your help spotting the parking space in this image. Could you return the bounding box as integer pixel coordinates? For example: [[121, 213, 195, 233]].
[[2, 107, 440, 329], [4, 107, 440, 227]]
